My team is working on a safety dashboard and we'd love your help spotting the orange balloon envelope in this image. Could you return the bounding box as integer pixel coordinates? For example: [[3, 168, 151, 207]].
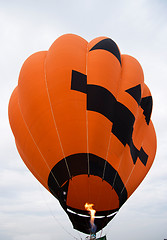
[[8, 34, 157, 234]]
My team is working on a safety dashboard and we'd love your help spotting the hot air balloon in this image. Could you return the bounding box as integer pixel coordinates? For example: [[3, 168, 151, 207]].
[[8, 34, 157, 237]]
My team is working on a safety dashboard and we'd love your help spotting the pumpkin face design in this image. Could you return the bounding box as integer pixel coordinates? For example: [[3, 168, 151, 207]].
[[8, 34, 157, 234]]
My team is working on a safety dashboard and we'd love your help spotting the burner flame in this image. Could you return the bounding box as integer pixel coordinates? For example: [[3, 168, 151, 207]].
[[85, 203, 96, 234]]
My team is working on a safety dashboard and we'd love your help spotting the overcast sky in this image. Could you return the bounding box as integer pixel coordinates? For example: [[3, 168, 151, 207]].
[[0, 0, 167, 239]]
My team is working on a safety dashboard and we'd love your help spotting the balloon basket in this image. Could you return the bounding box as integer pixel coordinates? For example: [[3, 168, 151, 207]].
[[85, 233, 96, 240], [85, 234, 107, 240], [90, 233, 96, 240]]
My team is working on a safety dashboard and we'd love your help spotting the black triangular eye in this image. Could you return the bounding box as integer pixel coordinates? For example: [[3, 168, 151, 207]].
[[89, 38, 121, 65], [126, 84, 141, 105]]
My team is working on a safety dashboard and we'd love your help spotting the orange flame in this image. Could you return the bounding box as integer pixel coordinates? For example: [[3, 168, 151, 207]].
[[84, 203, 96, 227]]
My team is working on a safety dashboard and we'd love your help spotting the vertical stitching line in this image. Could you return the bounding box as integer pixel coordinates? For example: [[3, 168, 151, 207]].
[[85, 45, 90, 177], [120, 165, 135, 194], [44, 59, 72, 180], [17, 98, 60, 188], [102, 133, 112, 180]]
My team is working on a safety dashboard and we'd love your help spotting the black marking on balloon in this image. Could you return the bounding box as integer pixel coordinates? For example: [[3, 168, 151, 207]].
[[87, 85, 135, 146], [129, 141, 139, 164], [140, 96, 152, 125], [139, 147, 148, 166], [51, 159, 70, 187], [71, 70, 87, 94], [71, 70, 148, 166], [87, 85, 116, 123], [126, 84, 141, 105], [111, 101, 135, 146], [89, 38, 121, 65]]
